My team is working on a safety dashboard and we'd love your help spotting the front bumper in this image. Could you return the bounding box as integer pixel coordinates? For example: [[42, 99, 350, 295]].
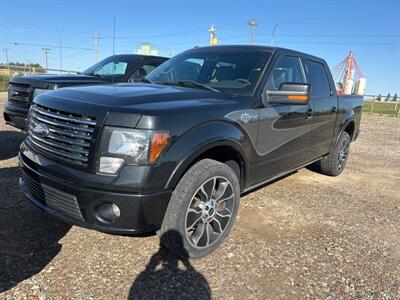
[[3, 101, 29, 130], [19, 150, 172, 235]]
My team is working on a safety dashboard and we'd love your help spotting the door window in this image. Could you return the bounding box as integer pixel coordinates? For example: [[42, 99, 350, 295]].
[[266, 56, 305, 90], [304, 60, 331, 97], [93, 61, 128, 76], [129, 61, 162, 82]]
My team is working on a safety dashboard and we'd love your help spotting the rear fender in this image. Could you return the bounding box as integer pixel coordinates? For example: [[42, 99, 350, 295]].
[[332, 109, 355, 151]]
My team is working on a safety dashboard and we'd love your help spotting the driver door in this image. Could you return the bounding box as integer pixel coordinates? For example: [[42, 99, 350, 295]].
[[253, 55, 314, 182]]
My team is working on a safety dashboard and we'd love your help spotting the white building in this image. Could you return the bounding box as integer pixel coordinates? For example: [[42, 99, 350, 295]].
[[136, 43, 159, 56]]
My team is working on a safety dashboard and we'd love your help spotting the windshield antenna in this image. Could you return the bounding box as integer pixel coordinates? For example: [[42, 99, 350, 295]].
[[112, 14, 116, 83]]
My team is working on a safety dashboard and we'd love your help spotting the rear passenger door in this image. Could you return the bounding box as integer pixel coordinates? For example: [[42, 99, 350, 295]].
[[303, 59, 338, 159]]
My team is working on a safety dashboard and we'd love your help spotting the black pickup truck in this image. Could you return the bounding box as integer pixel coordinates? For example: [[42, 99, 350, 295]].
[[4, 54, 167, 130], [19, 46, 363, 258]]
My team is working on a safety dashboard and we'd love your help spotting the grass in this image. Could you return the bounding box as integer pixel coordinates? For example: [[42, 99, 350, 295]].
[[363, 100, 399, 117], [0, 75, 10, 92]]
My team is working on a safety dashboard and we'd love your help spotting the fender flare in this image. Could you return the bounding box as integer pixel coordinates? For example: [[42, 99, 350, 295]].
[[163, 121, 251, 190], [335, 110, 356, 146]]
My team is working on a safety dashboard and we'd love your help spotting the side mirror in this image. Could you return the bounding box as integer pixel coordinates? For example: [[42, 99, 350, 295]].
[[263, 83, 310, 105]]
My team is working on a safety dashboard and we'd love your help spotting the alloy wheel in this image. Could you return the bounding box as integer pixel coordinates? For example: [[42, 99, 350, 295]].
[[185, 176, 235, 249], [337, 138, 350, 171]]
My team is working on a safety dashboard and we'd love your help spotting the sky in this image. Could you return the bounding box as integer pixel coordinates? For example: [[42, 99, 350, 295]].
[[0, 0, 399, 95]]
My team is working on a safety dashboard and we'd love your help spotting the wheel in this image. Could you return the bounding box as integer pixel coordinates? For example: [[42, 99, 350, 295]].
[[319, 132, 351, 176], [160, 159, 240, 259]]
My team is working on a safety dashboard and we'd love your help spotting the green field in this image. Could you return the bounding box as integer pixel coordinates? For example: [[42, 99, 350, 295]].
[[0, 75, 10, 92], [363, 100, 399, 117]]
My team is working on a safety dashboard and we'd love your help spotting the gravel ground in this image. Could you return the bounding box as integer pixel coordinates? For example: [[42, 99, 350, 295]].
[[0, 92, 399, 299]]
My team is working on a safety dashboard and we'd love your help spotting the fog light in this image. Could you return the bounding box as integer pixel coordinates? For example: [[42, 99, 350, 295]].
[[96, 202, 121, 223], [99, 157, 124, 174]]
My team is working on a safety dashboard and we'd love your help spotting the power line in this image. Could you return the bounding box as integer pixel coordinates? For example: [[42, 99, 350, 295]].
[[257, 33, 400, 38], [0, 40, 93, 50], [274, 40, 400, 46]]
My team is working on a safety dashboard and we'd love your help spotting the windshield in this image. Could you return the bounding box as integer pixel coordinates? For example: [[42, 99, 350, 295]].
[[82, 56, 138, 77], [146, 48, 271, 95]]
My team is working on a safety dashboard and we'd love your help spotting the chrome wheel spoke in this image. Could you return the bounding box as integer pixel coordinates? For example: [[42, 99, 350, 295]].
[[195, 222, 210, 247], [217, 207, 232, 217], [213, 181, 229, 201], [202, 177, 216, 200], [210, 218, 223, 234], [186, 209, 202, 231], [191, 222, 206, 246], [216, 194, 233, 205], [215, 211, 231, 230]]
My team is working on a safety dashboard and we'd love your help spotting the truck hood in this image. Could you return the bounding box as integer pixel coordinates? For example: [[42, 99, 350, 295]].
[[10, 74, 111, 88], [34, 83, 238, 115]]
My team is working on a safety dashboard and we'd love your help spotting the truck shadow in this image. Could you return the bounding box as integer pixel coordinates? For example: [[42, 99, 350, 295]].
[[128, 230, 211, 300], [0, 130, 26, 160], [0, 166, 71, 292]]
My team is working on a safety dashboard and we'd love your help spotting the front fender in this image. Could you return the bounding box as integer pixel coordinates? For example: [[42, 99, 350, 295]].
[[162, 120, 252, 190]]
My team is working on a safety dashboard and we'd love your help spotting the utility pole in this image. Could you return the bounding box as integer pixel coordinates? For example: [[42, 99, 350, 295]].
[[248, 19, 258, 45], [42, 48, 50, 70], [4, 48, 10, 72], [112, 15, 116, 57], [271, 23, 279, 46], [59, 36, 63, 73], [94, 33, 100, 63], [209, 25, 216, 46], [208, 25, 219, 46]]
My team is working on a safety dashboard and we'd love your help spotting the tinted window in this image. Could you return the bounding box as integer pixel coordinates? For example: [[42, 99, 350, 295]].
[[304, 60, 331, 97], [93, 61, 128, 76], [129, 61, 162, 82], [147, 48, 272, 95], [266, 56, 305, 90], [82, 56, 142, 77]]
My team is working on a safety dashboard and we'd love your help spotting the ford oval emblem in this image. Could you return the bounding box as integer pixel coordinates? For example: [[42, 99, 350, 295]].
[[33, 123, 49, 138]]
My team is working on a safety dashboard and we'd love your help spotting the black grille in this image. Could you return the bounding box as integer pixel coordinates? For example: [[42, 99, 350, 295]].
[[21, 169, 84, 221], [8, 83, 31, 107], [21, 168, 45, 204], [26, 104, 96, 167]]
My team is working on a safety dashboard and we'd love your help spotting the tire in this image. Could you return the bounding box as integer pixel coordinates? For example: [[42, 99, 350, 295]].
[[159, 159, 240, 259], [319, 132, 351, 176]]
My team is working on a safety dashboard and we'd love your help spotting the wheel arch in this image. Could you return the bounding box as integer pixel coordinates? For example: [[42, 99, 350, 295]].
[[334, 108, 357, 148], [343, 120, 355, 140], [165, 139, 248, 192]]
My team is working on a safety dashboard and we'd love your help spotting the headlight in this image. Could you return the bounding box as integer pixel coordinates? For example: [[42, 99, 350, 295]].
[[98, 126, 170, 174], [33, 88, 49, 99]]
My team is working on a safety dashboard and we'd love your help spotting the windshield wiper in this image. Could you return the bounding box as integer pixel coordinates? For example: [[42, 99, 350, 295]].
[[89, 73, 103, 77], [176, 80, 220, 93]]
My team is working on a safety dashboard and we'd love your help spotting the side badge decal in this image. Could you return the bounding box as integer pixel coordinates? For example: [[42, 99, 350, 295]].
[[240, 112, 257, 124]]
